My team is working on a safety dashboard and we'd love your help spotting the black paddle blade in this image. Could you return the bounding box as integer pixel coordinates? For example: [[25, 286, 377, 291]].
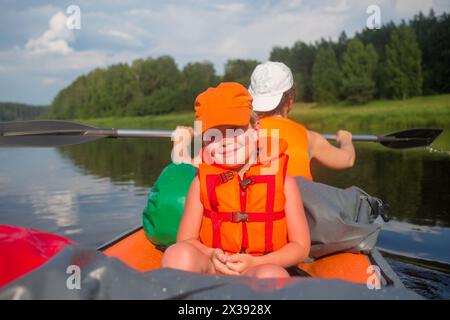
[[0, 120, 104, 147], [380, 128, 443, 149]]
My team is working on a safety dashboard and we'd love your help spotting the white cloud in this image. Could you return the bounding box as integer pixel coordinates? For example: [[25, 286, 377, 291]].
[[22, 4, 60, 17], [0, 46, 139, 104], [393, 0, 435, 16], [215, 3, 246, 13], [287, 0, 303, 9], [98, 29, 144, 47], [212, 8, 349, 61], [124, 2, 350, 68], [325, 0, 350, 13], [42, 76, 59, 86], [25, 11, 74, 54]]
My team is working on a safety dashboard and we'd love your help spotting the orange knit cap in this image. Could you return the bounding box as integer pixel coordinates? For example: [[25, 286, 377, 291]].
[[195, 82, 252, 133]]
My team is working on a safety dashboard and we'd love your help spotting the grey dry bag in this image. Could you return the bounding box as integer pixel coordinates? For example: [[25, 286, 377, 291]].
[[296, 177, 389, 259]]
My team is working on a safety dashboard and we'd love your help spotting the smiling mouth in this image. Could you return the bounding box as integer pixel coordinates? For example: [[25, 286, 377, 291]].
[[220, 145, 243, 154]]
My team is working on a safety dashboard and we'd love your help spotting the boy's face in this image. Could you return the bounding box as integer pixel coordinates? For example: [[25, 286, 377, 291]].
[[203, 124, 256, 168]]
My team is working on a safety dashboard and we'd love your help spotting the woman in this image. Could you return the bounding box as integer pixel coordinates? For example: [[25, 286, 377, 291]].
[[249, 61, 356, 179]]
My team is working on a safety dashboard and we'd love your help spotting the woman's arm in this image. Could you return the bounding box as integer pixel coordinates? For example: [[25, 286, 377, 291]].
[[308, 130, 355, 169], [253, 175, 310, 267], [176, 176, 214, 257]]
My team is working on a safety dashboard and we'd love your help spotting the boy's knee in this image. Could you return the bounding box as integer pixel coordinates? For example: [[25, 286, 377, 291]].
[[161, 242, 199, 270], [253, 264, 290, 279]]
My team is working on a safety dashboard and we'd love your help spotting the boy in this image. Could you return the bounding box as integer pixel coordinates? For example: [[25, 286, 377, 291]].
[[162, 83, 310, 278]]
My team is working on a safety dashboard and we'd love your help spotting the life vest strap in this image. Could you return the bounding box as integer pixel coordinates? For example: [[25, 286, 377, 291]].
[[204, 210, 285, 223]]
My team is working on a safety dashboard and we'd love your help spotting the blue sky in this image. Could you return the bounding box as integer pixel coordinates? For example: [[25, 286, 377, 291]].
[[0, 0, 448, 105]]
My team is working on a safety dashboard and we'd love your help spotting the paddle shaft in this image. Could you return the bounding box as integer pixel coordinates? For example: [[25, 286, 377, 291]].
[[81, 130, 419, 143], [99, 130, 393, 143], [321, 134, 425, 142], [97, 129, 174, 139], [97, 129, 409, 143], [83, 129, 377, 141]]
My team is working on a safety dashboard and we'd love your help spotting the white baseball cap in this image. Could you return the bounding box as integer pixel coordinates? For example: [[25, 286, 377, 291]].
[[248, 61, 294, 112]]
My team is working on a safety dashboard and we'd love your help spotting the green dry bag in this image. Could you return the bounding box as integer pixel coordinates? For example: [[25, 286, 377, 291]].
[[142, 163, 197, 247]]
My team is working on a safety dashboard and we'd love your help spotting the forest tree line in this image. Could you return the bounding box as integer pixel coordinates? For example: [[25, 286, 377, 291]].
[[49, 10, 449, 119], [0, 102, 48, 121]]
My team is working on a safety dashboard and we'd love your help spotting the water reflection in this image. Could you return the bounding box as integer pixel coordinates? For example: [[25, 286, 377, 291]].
[[30, 189, 78, 229], [378, 220, 450, 265], [0, 147, 147, 245], [57, 138, 173, 187], [311, 144, 450, 228]]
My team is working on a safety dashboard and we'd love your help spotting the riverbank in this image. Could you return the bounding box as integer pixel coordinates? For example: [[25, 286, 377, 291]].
[[82, 94, 450, 132], [289, 94, 450, 133]]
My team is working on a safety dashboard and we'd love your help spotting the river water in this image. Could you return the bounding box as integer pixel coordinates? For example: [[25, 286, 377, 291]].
[[0, 135, 449, 299]]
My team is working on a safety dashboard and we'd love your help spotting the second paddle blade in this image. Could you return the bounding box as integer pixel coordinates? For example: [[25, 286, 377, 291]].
[[380, 128, 443, 149], [0, 120, 104, 147]]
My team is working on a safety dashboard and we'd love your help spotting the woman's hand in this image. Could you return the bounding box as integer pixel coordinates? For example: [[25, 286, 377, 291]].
[[211, 249, 240, 276], [336, 130, 353, 146], [308, 130, 355, 169], [225, 253, 256, 274]]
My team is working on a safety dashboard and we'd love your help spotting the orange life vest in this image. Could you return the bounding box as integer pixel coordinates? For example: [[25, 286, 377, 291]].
[[258, 116, 313, 180], [198, 138, 289, 255]]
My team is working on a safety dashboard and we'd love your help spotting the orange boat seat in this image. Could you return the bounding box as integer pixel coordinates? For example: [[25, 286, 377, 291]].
[[103, 229, 373, 284]]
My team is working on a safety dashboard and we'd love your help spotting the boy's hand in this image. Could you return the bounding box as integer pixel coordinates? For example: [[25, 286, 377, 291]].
[[211, 249, 239, 276], [336, 130, 353, 146], [225, 253, 256, 274]]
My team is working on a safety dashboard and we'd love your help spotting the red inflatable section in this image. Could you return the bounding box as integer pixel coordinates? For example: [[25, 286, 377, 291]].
[[0, 225, 74, 288]]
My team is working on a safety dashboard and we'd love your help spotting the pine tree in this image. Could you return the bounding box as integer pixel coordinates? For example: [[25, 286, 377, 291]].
[[385, 26, 423, 99], [312, 46, 341, 103], [223, 59, 260, 87], [341, 38, 378, 104]]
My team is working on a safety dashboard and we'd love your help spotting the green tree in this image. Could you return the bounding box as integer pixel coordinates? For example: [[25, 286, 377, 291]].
[[129, 56, 186, 115], [104, 63, 140, 116], [290, 42, 317, 102], [410, 10, 450, 94], [312, 46, 341, 103], [223, 59, 260, 87], [270, 46, 292, 64], [385, 25, 423, 99], [82, 68, 109, 118], [50, 75, 89, 119], [132, 56, 181, 97], [355, 22, 398, 99], [182, 61, 219, 105], [341, 38, 378, 104], [334, 31, 348, 64]]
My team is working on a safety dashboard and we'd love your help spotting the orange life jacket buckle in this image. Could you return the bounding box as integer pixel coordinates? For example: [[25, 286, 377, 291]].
[[231, 211, 248, 222], [239, 177, 254, 190]]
